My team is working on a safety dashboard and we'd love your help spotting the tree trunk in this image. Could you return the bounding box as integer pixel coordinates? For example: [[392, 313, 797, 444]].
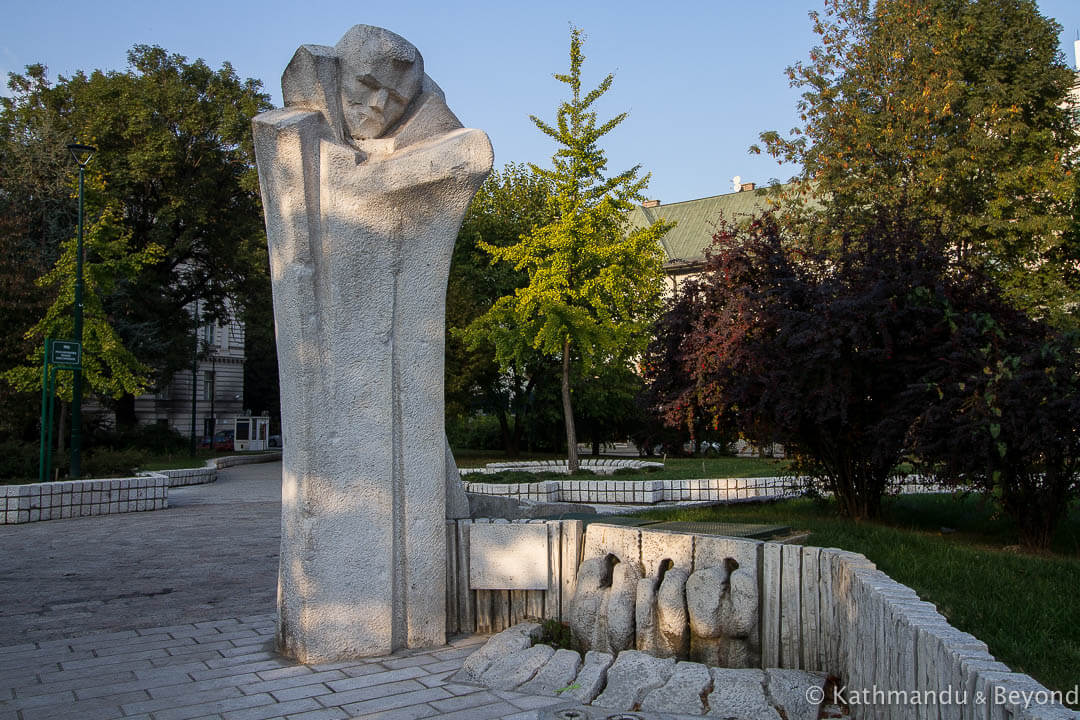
[[561, 337, 579, 473], [497, 409, 513, 456], [592, 440, 600, 456]]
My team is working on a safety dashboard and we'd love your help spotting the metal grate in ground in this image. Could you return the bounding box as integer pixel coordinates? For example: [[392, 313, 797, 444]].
[[643, 521, 791, 540]]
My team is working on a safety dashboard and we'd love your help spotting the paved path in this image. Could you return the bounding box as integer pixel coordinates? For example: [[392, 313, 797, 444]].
[[0, 462, 731, 719], [0, 614, 571, 720], [0, 462, 581, 719], [0, 463, 283, 647]]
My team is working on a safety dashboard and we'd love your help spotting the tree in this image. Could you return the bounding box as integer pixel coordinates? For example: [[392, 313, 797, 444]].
[[470, 28, 671, 471], [640, 278, 736, 458], [0, 66, 79, 439], [913, 301, 1080, 550], [654, 214, 967, 519], [3, 186, 163, 402], [756, 0, 1078, 323], [452, 163, 557, 456], [1, 49, 273, 426]]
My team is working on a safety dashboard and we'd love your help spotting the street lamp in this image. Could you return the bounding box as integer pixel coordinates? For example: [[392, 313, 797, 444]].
[[67, 139, 95, 479]]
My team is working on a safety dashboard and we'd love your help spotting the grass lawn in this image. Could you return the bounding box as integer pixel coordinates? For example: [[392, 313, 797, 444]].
[[454, 452, 786, 481], [632, 494, 1080, 699]]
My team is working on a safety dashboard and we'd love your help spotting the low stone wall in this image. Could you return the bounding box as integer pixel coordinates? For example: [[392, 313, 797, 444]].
[[213, 451, 281, 469], [460, 458, 663, 476], [157, 451, 282, 488], [0, 474, 168, 524], [463, 475, 953, 506], [462, 476, 802, 505], [159, 466, 217, 487], [450, 520, 1075, 719]]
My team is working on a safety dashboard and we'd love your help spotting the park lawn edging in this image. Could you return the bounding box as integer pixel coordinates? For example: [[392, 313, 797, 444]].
[[0, 474, 168, 524], [158, 450, 282, 487], [0, 451, 282, 523], [462, 475, 951, 505]]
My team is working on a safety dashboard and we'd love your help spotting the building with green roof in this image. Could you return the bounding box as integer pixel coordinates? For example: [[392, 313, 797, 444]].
[[626, 183, 778, 291]]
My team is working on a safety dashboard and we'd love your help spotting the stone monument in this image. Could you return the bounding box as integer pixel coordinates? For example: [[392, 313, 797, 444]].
[[252, 25, 492, 662]]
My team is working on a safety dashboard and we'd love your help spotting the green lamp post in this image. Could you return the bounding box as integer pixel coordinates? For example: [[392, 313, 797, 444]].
[[67, 139, 95, 479]]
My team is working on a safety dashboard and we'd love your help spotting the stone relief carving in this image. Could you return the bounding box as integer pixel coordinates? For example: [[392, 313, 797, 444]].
[[569, 526, 762, 668]]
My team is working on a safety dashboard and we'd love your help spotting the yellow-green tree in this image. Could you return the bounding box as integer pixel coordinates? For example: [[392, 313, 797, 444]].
[[755, 0, 1078, 323], [466, 28, 671, 471], [3, 176, 163, 403]]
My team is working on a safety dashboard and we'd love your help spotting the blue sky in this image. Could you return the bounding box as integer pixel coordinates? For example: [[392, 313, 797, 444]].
[[2, 0, 1077, 203]]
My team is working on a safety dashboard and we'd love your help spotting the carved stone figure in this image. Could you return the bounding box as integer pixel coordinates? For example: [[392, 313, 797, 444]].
[[687, 558, 761, 667], [636, 564, 690, 658], [570, 553, 641, 654], [252, 24, 492, 662]]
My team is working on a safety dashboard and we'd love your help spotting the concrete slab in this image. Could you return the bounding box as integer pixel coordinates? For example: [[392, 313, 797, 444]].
[[469, 523, 550, 590]]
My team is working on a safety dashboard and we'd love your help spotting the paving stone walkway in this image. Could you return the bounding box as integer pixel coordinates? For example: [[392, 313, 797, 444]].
[[0, 463, 282, 646], [0, 461, 759, 719], [0, 613, 573, 720], [0, 462, 582, 719]]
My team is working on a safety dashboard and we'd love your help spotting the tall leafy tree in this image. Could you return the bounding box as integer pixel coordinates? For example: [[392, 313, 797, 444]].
[[470, 28, 671, 471], [913, 301, 1080, 549], [1, 49, 272, 426], [755, 0, 1078, 323], [452, 163, 557, 456], [0, 66, 79, 438], [654, 214, 968, 519], [3, 183, 163, 402]]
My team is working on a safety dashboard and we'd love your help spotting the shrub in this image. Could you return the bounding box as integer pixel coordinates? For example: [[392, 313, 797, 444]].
[[82, 448, 148, 479], [482, 470, 542, 484], [0, 438, 40, 481], [914, 316, 1080, 550], [88, 422, 187, 454], [446, 413, 503, 452]]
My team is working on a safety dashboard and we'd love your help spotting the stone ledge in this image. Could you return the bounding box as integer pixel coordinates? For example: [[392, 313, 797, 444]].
[[159, 466, 217, 487], [0, 474, 169, 524], [462, 474, 956, 506], [212, 451, 281, 469], [461, 459, 663, 476], [155, 451, 282, 488]]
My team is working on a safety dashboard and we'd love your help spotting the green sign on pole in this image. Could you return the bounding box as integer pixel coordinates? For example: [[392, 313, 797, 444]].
[[50, 341, 81, 367]]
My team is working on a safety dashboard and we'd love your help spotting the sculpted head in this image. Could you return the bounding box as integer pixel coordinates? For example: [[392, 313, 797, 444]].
[[334, 25, 424, 140]]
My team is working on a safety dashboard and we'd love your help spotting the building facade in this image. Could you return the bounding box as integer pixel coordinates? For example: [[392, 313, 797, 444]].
[[134, 305, 245, 441]]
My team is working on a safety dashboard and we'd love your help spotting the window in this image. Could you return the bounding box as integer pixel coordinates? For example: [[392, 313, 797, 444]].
[[203, 370, 215, 401], [202, 323, 215, 347]]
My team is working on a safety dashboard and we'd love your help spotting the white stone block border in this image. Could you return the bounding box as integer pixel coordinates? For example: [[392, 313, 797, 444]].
[[158, 450, 282, 487], [460, 458, 663, 476], [449, 520, 1075, 720], [463, 475, 953, 505], [212, 451, 281, 469], [0, 451, 282, 523], [159, 466, 217, 487], [0, 474, 169, 524]]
